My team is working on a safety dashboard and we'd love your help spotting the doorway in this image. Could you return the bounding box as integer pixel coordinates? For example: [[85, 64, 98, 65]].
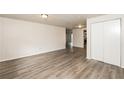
[[66, 29, 73, 49], [83, 30, 87, 48]]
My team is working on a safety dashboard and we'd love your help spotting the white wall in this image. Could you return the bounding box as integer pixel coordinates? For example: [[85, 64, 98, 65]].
[[87, 14, 124, 67], [0, 17, 66, 62], [0, 20, 3, 61], [72, 29, 84, 48]]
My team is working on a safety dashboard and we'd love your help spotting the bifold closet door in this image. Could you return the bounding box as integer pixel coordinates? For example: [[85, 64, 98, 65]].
[[91, 19, 120, 66], [91, 22, 103, 61], [103, 19, 120, 66]]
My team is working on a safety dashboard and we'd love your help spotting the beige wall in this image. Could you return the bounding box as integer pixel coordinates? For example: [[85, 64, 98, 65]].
[[0, 17, 66, 62]]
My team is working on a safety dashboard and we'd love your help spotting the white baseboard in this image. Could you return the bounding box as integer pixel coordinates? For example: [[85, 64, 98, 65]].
[[121, 65, 124, 68], [86, 56, 92, 59], [73, 46, 84, 48], [0, 48, 65, 62]]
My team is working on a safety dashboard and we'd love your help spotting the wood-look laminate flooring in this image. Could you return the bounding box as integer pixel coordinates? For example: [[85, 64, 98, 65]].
[[0, 47, 124, 79]]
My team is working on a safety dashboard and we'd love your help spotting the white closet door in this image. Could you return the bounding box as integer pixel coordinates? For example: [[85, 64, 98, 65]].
[[91, 22, 103, 61], [103, 19, 120, 66]]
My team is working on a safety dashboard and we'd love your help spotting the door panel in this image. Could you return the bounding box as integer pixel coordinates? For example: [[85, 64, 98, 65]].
[[91, 22, 103, 61], [103, 19, 120, 66]]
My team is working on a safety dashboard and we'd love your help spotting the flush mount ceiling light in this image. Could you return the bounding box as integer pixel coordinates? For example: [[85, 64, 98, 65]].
[[75, 24, 84, 29], [41, 14, 48, 19], [78, 25, 82, 28]]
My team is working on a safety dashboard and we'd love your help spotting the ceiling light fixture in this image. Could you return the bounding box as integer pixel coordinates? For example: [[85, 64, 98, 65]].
[[41, 14, 48, 19], [75, 24, 86, 29], [78, 25, 82, 28]]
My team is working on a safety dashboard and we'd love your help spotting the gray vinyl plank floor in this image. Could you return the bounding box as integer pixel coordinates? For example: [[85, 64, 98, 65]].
[[0, 47, 124, 79]]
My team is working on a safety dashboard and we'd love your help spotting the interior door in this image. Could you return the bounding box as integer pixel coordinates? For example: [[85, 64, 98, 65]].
[[103, 19, 120, 66], [91, 22, 104, 61]]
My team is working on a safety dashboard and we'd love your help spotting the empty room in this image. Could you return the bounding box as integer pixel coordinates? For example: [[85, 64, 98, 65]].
[[0, 14, 124, 79]]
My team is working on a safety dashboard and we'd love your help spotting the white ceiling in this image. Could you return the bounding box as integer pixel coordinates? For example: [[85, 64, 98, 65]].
[[0, 14, 103, 29]]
